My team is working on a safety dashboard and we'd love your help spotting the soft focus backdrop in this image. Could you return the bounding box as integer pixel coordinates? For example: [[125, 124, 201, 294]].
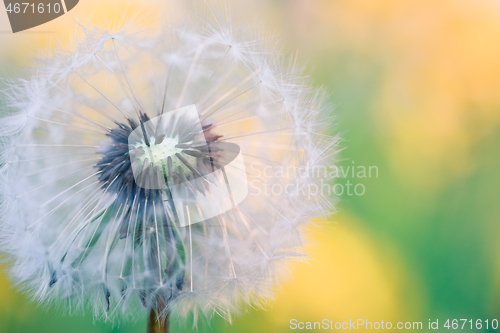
[[1, 0, 500, 332]]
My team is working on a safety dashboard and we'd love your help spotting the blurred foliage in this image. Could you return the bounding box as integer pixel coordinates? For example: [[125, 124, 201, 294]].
[[2, 0, 500, 332]]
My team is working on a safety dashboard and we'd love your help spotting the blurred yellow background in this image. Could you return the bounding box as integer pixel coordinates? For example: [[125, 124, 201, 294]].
[[1, 0, 500, 332]]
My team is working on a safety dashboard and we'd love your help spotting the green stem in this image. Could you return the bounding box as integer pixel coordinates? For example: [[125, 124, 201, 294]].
[[148, 306, 169, 333]]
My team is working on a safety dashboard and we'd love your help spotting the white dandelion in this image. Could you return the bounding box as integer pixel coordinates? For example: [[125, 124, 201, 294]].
[[0, 5, 338, 333]]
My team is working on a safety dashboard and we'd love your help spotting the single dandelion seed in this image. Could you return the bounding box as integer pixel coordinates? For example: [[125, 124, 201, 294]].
[[0, 5, 339, 333]]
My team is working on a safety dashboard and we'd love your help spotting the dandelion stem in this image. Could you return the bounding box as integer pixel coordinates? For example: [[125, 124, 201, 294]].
[[148, 306, 169, 333]]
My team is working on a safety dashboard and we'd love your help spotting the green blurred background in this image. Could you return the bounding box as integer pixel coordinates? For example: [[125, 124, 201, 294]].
[[1, 0, 500, 331]]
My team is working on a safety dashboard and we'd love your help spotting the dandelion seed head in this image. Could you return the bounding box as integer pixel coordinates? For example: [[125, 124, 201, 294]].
[[0, 4, 338, 326]]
